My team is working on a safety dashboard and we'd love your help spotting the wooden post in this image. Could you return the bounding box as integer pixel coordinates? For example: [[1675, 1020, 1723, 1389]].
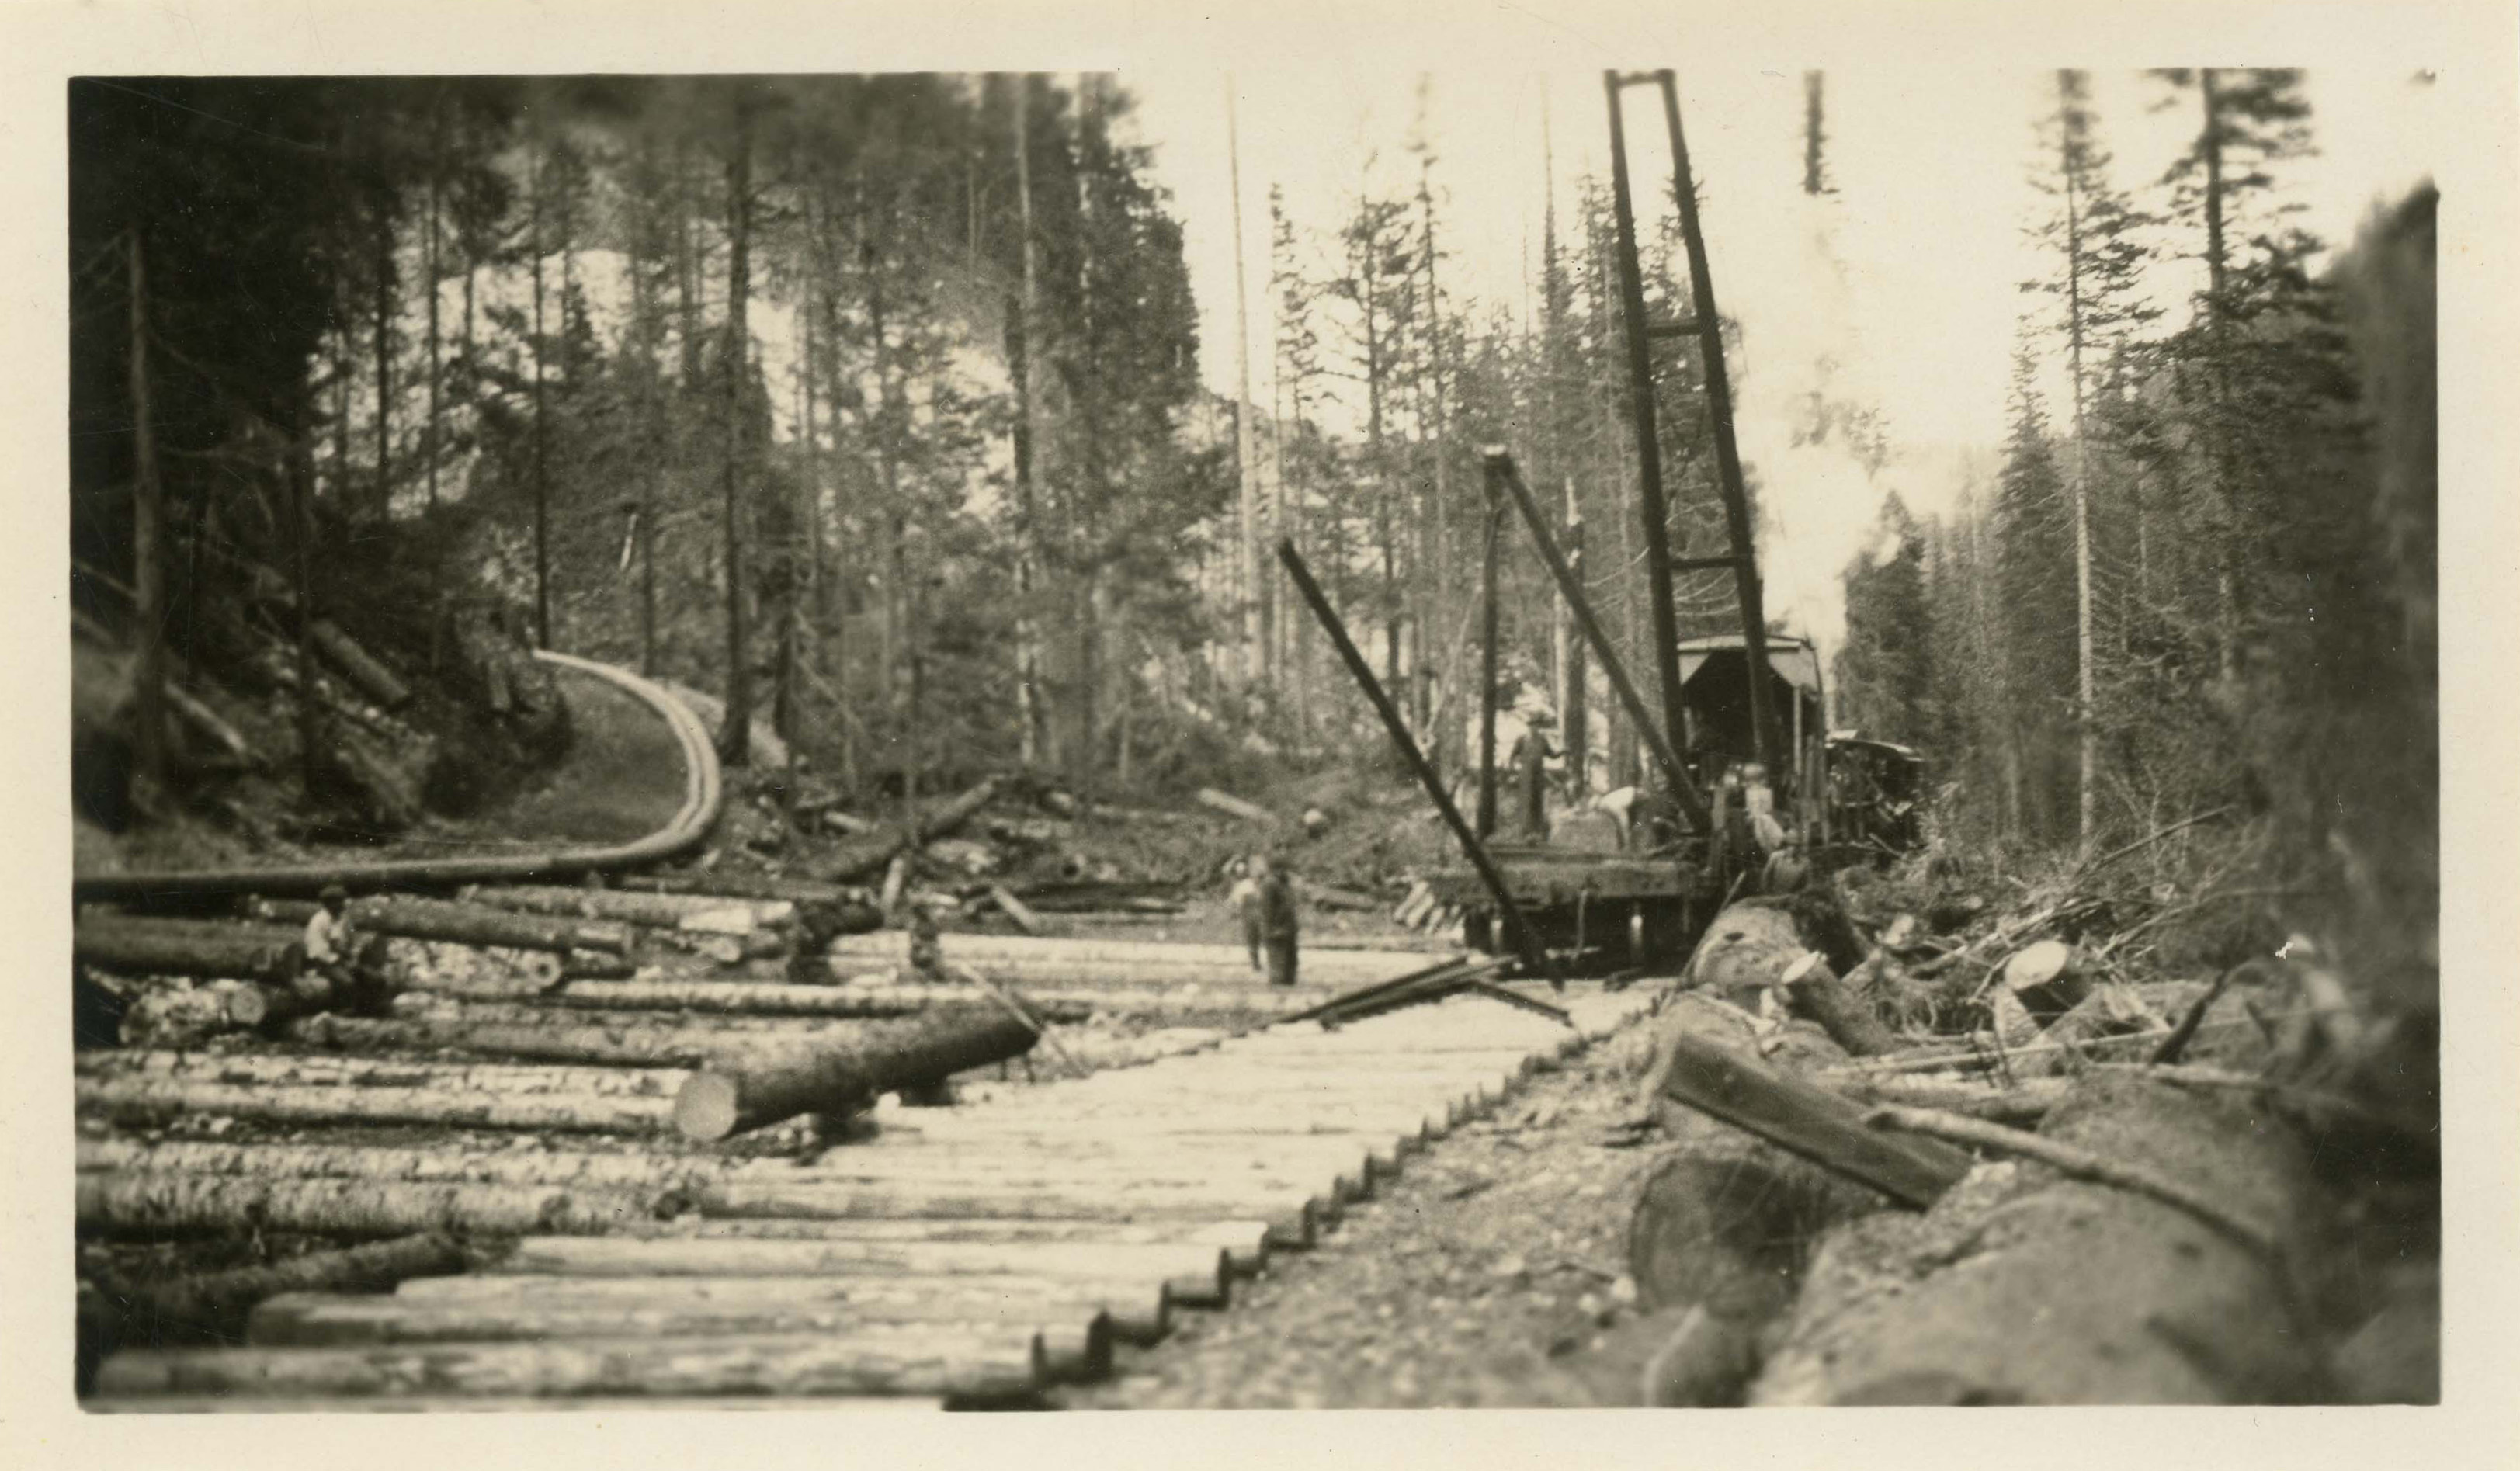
[[1277, 540, 1563, 990]]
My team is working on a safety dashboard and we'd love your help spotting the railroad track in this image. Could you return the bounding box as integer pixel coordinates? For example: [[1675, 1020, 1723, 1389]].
[[78, 968, 1648, 1410], [75, 651, 1665, 1409]]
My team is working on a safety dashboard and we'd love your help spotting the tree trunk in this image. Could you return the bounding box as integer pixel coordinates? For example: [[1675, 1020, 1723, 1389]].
[[77, 1048, 686, 1099], [673, 1005, 1036, 1140], [825, 931, 1428, 984], [126, 230, 166, 807], [391, 1268, 1170, 1347], [77, 1172, 650, 1240], [372, 210, 393, 521], [243, 1295, 1099, 1389], [716, 102, 756, 765], [283, 1011, 765, 1070], [483, 1233, 1228, 1310], [1781, 953, 1902, 1057], [528, 125, 552, 647], [78, 1136, 708, 1192], [815, 775, 1001, 883], [79, 1232, 463, 1380], [307, 619, 411, 709], [75, 918, 304, 985], [249, 896, 630, 955], [425, 131, 442, 510], [76, 1076, 673, 1134], [94, 1330, 1049, 1403], [462, 883, 793, 932], [1752, 1075, 2326, 1404]]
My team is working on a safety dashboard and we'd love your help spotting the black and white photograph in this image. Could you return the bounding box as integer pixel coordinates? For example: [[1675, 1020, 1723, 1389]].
[[7, 0, 2512, 1453]]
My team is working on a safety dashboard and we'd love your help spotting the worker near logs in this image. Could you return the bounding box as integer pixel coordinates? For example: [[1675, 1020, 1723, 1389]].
[[297, 883, 357, 1009], [1510, 714, 1558, 838], [1255, 852, 1301, 988], [1231, 855, 1266, 971]]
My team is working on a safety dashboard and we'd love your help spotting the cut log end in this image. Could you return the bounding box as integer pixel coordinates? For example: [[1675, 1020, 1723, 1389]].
[[672, 1074, 744, 1143]]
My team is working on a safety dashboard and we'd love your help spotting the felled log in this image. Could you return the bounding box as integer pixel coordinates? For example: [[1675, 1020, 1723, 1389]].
[[1643, 1019, 1973, 1209], [1195, 787, 1276, 824], [464, 883, 793, 932], [78, 1232, 464, 1385], [75, 1076, 674, 1134], [309, 619, 411, 710], [93, 1329, 1052, 1403], [165, 682, 252, 765], [76, 1171, 657, 1239], [306, 723, 425, 832], [77, 1048, 687, 1100], [1685, 900, 1819, 1010], [75, 918, 305, 984], [1619, 996, 1911, 1407], [77, 1138, 709, 1194], [482, 1234, 1232, 1310], [621, 873, 870, 908], [530, 977, 1086, 1022], [241, 1296, 1107, 1387], [1779, 952, 1902, 1058], [285, 1011, 780, 1069], [1752, 1074, 2328, 1404], [1294, 878, 1381, 912], [91, 1233, 464, 1336], [251, 896, 633, 956], [689, 1179, 1326, 1252], [827, 932, 1432, 984], [387, 1269, 1171, 1348], [639, 1217, 1271, 1275], [821, 776, 1005, 883], [673, 1004, 1037, 1140], [110, 978, 302, 1047], [989, 885, 1050, 936]]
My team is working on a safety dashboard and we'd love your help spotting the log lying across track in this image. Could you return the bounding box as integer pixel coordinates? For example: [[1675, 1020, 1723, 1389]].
[[828, 932, 1445, 987], [78, 1172, 657, 1239], [480, 1235, 1236, 1311], [75, 918, 306, 984], [75, 1075, 675, 1133], [673, 1004, 1038, 1141], [242, 1296, 1112, 1386], [285, 1011, 786, 1070], [387, 1270, 1175, 1346], [95, 1329, 1060, 1403], [463, 883, 795, 932], [250, 896, 633, 956]]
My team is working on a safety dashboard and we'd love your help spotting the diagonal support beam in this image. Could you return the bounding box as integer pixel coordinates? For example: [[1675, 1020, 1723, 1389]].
[[1277, 540, 1565, 994], [1485, 452, 1710, 834]]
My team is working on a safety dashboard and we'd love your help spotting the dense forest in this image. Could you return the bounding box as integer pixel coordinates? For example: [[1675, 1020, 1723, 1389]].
[[70, 68, 2433, 1006]]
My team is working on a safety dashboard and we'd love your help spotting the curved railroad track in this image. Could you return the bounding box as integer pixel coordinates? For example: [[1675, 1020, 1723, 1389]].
[[73, 650, 725, 904]]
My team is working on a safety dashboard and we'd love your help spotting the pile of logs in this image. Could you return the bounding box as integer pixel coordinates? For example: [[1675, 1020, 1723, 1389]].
[[1613, 890, 2415, 1406]]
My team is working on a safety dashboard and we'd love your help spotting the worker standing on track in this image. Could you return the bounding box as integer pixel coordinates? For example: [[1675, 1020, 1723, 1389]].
[[299, 883, 356, 1010], [1231, 855, 1266, 971], [1255, 852, 1301, 989]]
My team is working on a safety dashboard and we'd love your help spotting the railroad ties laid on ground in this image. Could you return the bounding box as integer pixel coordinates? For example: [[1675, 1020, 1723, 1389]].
[[78, 928, 1650, 1411]]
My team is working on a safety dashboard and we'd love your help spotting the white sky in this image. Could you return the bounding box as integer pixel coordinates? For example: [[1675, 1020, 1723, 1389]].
[[1122, 61, 2440, 654]]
